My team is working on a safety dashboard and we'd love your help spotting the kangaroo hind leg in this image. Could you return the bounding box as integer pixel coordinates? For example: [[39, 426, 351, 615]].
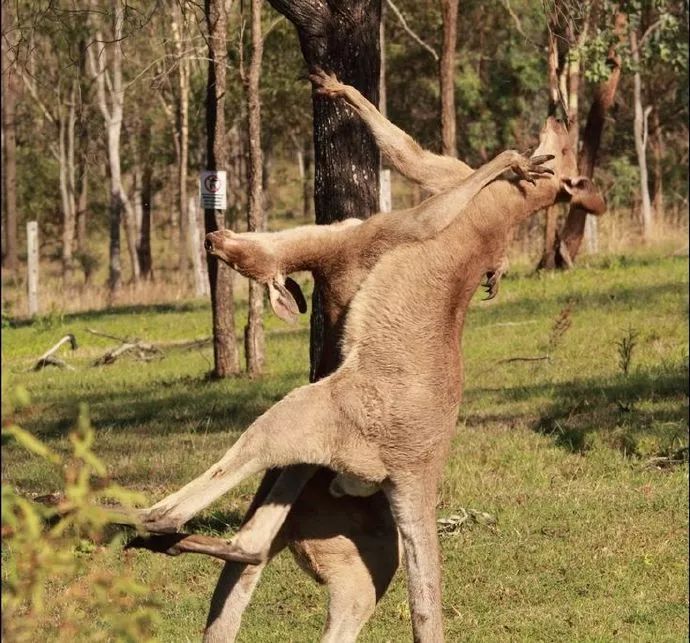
[[139, 381, 340, 533]]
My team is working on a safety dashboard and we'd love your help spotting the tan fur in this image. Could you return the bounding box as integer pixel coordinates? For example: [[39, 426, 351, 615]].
[[137, 73, 605, 642]]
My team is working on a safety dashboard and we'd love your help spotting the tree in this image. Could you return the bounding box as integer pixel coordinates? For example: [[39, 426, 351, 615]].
[[171, 2, 192, 273], [539, 2, 626, 269], [204, 0, 240, 377], [243, 0, 266, 376], [1, 0, 19, 273], [439, 0, 459, 156], [87, 2, 141, 290], [625, 1, 687, 239], [266, 0, 381, 379]]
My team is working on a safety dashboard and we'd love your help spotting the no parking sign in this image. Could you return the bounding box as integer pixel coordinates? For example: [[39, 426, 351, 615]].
[[200, 170, 227, 209]]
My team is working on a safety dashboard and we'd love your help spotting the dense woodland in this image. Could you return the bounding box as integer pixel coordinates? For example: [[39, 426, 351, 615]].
[[1, 0, 688, 294]]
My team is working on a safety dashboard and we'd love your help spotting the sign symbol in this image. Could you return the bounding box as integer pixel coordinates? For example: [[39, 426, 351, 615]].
[[204, 175, 221, 193]]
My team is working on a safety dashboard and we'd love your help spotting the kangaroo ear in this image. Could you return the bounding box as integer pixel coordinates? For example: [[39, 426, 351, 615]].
[[562, 176, 607, 215], [267, 279, 301, 323], [284, 277, 307, 313]]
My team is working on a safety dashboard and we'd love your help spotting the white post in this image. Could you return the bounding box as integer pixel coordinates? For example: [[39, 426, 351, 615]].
[[26, 221, 39, 316], [584, 216, 598, 255], [379, 168, 392, 213], [188, 196, 209, 297]]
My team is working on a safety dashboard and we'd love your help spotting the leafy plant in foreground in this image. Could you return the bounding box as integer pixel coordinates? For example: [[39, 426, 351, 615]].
[[1, 388, 160, 642]]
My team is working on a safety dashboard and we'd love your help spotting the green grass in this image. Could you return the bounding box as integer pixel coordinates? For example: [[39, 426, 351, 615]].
[[2, 249, 688, 641]]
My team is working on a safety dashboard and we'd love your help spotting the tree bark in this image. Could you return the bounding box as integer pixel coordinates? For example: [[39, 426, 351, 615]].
[[630, 28, 653, 239], [440, 0, 459, 157], [172, 7, 191, 274], [553, 12, 626, 267], [205, 0, 240, 378], [651, 108, 664, 219], [2, 1, 19, 273], [58, 91, 77, 283], [136, 121, 154, 280], [537, 26, 562, 270], [88, 3, 140, 290], [267, 0, 381, 381], [244, 0, 266, 376]]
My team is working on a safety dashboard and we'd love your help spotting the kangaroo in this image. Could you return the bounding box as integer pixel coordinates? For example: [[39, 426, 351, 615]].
[[130, 71, 604, 642]]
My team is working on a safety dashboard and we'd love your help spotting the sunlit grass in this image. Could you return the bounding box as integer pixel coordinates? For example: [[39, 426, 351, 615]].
[[2, 248, 688, 641]]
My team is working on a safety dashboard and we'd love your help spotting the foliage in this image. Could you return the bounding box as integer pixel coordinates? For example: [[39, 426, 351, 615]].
[[1, 389, 159, 642]]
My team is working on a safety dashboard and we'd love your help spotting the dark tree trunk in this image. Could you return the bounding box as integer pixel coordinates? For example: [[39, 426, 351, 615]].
[[75, 160, 88, 253], [2, 2, 19, 273], [204, 0, 240, 378], [302, 141, 313, 220], [136, 122, 154, 280], [267, 0, 381, 381], [440, 0, 459, 157], [554, 12, 626, 267], [244, 0, 266, 377]]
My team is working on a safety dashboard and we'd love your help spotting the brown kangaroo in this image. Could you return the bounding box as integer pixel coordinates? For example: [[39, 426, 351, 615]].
[[130, 71, 604, 642]]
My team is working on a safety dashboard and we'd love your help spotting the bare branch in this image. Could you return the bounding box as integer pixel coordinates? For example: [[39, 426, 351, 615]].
[[385, 0, 438, 61], [499, 0, 527, 39], [16, 68, 56, 125]]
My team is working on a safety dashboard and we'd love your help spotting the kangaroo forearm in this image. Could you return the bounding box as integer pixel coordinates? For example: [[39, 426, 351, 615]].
[[340, 85, 472, 191], [397, 150, 522, 239]]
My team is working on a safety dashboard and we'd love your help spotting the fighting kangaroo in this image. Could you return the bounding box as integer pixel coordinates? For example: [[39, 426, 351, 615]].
[[132, 71, 604, 642]]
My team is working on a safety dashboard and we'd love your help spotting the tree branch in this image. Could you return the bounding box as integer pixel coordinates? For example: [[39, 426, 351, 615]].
[[265, 0, 327, 30], [385, 0, 438, 61]]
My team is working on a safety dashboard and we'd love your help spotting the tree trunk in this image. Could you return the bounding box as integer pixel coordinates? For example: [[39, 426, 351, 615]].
[[172, 8, 191, 274], [267, 0, 381, 381], [651, 108, 664, 220], [76, 170, 88, 252], [553, 12, 626, 267], [537, 26, 562, 270], [136, 122, 154, 280], [205, 0, 240, 378], [439, 0, 459, 157], [58, 101, 76, 283], [244, 0, 266, 377], [302, 141, 313, 220], [88, 3, 140, 290], [1, 5, 19, 273], [630, 29, 653, 239]]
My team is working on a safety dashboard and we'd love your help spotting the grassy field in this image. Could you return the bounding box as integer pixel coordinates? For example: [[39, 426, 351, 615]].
[[2, 248, 688, 641]]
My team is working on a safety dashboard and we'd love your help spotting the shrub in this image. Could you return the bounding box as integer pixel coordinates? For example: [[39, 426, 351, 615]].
[[1, 389, 160, 642]]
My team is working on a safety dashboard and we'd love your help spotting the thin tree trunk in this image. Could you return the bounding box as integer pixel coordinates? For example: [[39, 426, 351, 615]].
[[138, 162, 153, 280], [244, 0, 266, 376], [651, 108, 664, 219], [267, 0, 381, 381], [135, 122, 153, 280], [440, 0, 459, 157], [205, 0, 240, 378], [58, 106, 76, 283], [172, 8, 191, 274], [2, 4, 19, 273], [88, 3, 140, 289], [630, 29, 653, 239], [380, 0, 387, 119], [76, 167, 88, 252], [537, 25, 561, 270]]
